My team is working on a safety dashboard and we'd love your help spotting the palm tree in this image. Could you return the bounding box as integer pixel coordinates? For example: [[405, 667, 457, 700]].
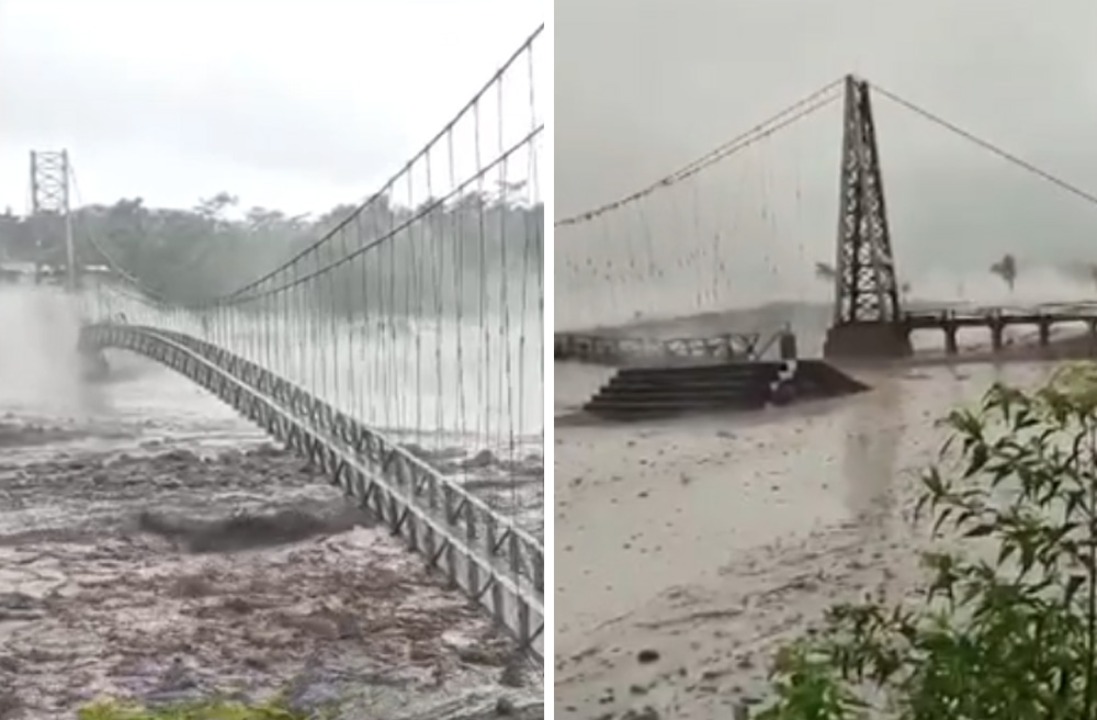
[[990, 253, 1017, 292]]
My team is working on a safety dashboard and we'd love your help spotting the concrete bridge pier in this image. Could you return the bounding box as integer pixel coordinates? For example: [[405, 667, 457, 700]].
[[1038, 316, 1052, 347], [990, 320, 1005, 352], [943, 323, 959, 356], [823, 321, 913, 360]]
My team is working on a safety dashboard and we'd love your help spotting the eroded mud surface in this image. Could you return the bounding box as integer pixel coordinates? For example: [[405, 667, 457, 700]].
[[0, 428, 542, 719]]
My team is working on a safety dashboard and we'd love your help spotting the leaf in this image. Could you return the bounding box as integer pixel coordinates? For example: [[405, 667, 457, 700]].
[[964, 524, 995, 538], [1065, 573, 1086, 608], [964, 442, 990, 478]]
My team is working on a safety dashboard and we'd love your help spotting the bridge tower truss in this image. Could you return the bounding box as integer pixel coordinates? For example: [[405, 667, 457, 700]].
[[822, 76, 912, 359], [29, 149, 76, 289]]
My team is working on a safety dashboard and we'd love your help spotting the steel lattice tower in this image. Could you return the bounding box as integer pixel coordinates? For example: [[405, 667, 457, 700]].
[[29, 149, 76, 289], [822, 76, 912, 358]]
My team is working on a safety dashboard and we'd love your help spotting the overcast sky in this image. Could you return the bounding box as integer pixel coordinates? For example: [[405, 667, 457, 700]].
[[556, 0, 1097, 324], [0, 0, 541, 217], [557, 0, 1097, 216]]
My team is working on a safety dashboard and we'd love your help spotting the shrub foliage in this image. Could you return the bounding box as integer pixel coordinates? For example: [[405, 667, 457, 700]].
[[77, 698, 310, 720], [760, 364, 1097, 719]]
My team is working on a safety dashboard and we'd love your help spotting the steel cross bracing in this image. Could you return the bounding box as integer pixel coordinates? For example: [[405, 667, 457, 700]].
[[29, 149, 76, 285], [30, 150, 70, 215], [78, 323, 544, 660], [832, 76, 901, 326]]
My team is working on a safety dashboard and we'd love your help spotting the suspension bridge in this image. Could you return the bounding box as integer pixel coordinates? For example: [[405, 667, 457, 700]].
[[555, 74, 1097, 371], [5, 27, 545, 659]]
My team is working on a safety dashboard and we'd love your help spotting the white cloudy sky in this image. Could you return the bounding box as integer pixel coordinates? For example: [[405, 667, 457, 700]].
[[0, 0, 542, 216], [556, 0, 1097, 321], [557, 0, 1097, 219]]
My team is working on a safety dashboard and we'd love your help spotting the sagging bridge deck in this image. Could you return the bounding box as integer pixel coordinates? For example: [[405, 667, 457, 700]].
[[80, 323, 545, 660]]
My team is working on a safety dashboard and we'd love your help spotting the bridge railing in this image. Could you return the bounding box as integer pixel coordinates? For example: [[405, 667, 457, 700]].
[[142, 323, 543, 581], [75, 24, 546, 658], [553, 329, 783, 366], [81, 322, 543, 656]]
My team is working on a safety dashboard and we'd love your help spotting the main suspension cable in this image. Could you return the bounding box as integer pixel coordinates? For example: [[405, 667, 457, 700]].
[[870, 82, 1097, 209], [554, 77, 844, 228]]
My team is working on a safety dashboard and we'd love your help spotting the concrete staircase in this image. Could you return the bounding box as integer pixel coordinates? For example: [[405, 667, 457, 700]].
[[583, 360, 868, 421]]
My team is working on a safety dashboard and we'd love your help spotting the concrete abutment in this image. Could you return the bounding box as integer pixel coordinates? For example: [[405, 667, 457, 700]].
[[823, 322, 913, 360]]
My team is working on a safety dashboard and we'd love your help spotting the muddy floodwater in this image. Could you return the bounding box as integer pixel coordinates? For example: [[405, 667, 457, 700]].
[[554, 358, 1063, 719], [0, 347, 543, 719]]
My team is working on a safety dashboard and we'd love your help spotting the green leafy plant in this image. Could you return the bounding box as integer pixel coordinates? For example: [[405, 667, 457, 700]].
[[77, 697, 311, 720], [759, 363, 1097, 720]]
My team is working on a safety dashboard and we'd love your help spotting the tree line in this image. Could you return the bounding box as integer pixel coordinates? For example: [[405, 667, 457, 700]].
[[0, 187, 543, 310]]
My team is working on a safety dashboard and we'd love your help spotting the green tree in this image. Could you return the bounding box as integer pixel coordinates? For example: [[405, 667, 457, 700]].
[[67, 189, 541, 309], [990, 253, 1017, 293]]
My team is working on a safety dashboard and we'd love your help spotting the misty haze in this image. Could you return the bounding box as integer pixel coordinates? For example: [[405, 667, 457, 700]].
[[553, 1, 1097, 717], [0, 1, 545, 718], [556, 0, 1097, 338]]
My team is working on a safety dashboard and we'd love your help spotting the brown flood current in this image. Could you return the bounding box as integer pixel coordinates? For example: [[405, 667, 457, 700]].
[[0, 354, 543, 719], [554, 358, 1064, 720]]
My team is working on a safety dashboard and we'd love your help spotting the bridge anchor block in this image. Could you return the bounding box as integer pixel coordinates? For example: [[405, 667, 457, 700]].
[[823, 322, 912, 360]]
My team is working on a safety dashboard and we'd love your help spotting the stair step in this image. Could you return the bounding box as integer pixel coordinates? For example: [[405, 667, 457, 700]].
[[594, 387, 773, 402], [607, 377, 773, 391], [579, 359, 868, 421], [617, 363, 780, 378], [587, 361, 781, 419], [585, 404, 767, 420], [586, 395, 769, 411], [613, 372, 778, 385]]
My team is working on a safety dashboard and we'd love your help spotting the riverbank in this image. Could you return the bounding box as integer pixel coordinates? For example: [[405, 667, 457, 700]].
[[553, 360, 1058, 719]]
